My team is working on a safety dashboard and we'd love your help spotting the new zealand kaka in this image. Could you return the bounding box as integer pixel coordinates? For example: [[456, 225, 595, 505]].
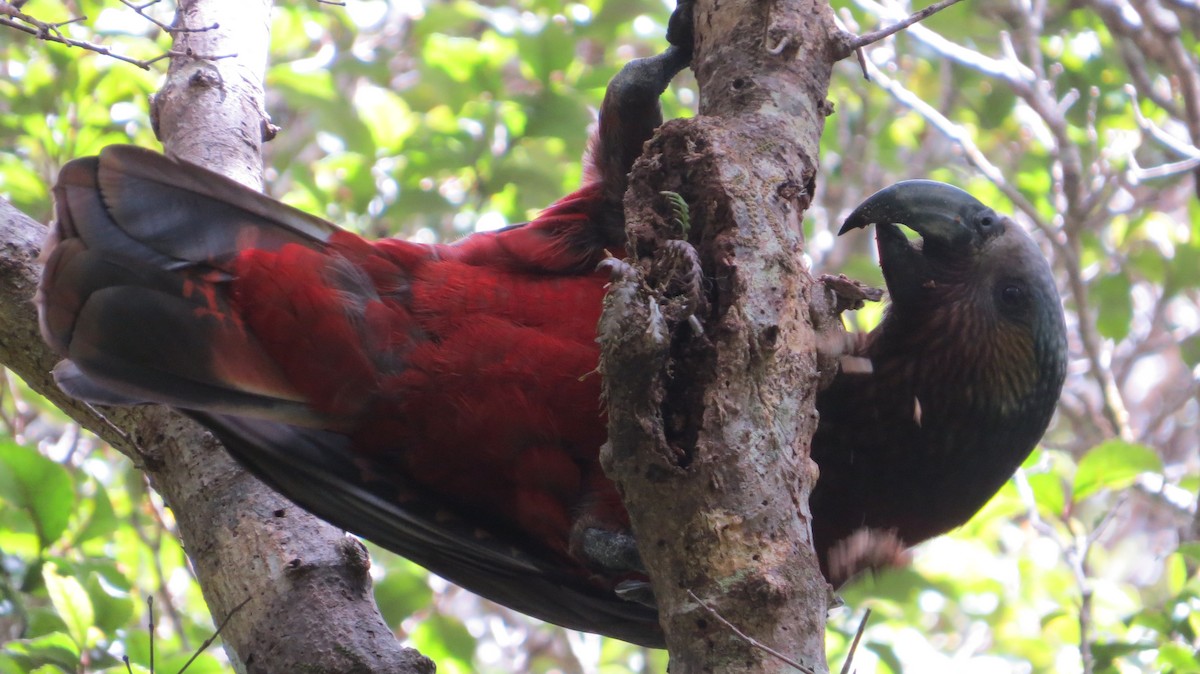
[[815, 181, 1068, 584], [35, 18, 1067, 652]]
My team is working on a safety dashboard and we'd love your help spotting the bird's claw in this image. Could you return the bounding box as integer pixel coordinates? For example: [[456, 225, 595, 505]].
[[819, 273, 883, 314], [615, 580, 658, 608], [571, 526, 645, 574], [598, 254, 641, 284], [824, 527, 911, 588]]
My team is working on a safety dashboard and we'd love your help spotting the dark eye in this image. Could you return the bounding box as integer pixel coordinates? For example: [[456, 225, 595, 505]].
[[977, 211, 999, 232], [1001, 283, 1024, 306]]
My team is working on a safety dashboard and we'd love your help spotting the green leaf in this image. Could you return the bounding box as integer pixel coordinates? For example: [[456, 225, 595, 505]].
[[408, 614, 476, 674], [1091, 640, 1156, 671], [85, 569, 134, 633], [158, 651, 225, 674], [0, 442, 75, 549], [1181, 334, 1200, 370], [518, 20, 577, 85], [371, 556, 433, 627], [1157, 642, 1200, 670], [1176, 542, 1200, 564], [867, 641, 905, 674], [1090, 273, 1133, 340], [72, 478, 118, 546], [42, 563, 95, 649], [0, 632, 80, 672], [1025, 472, 1067, 518], [1073, 440, 1163, 501]]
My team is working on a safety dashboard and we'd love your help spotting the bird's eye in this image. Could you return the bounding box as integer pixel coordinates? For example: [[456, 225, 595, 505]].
[[1001, 284, 1023, 305], [996, 282, 1028, 319], [977, 211, 999, 232]]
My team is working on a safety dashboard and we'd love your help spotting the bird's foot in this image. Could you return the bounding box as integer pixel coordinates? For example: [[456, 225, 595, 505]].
[[615, 580, 658, 608], [572, 526, 645, 574], [819, 273, 883, 314], [572, 527, 660, 608], [825, 527, 911, 588], [811, 274, 880, 387]]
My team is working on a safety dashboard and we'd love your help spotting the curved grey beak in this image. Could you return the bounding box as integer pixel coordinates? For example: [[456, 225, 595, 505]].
[[838, 180, 995, 250], [839, 181, 1003, 306]]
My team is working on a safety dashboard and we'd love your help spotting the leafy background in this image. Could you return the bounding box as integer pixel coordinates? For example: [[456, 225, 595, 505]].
[[1, 0, 1197, 672]]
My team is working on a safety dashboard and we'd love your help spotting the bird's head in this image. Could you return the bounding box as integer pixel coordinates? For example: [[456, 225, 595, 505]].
[[839, 180, 1067, 420]]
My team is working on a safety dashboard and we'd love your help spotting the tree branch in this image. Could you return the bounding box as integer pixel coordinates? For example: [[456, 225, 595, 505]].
[[0, 0, 227, 69], [834, 0, 967, 57], [599, 0, 839, 670]]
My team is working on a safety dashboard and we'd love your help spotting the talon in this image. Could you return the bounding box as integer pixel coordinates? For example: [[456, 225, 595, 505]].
[[824, 528, 911, 588], [615, 580, 658, 608], [598, 256, 639, 281], [819, 273, 883, 313]]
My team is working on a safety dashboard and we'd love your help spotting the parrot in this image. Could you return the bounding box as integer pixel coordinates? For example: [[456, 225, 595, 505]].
[[35, 4, 1068, 648], [813, 180, 1068, 584]]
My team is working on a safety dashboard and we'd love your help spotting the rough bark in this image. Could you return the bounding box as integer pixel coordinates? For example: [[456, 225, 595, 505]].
[[599, 0, 839, 671], [0, 0, 431, 672]]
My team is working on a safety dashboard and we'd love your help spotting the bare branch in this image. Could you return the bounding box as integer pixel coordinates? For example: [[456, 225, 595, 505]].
[[117, 0, 218, 33], [839, 609, 872, 674], [853, 0, 1035, 84], [835, 0, 967, 59], [856, 55, 1040, 220], [0, 0, 224, 70], [1126, 85, 1200, 161], [177, 596, 253, 674]]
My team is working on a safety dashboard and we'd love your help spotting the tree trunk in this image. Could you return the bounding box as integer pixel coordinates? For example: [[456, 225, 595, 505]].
[[0, 0, 429, 671], [600, 0, 840, 671]]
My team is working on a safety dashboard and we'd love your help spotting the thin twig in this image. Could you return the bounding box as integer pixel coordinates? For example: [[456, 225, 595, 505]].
[[1126, 85, 1200, 160], [0, 3, 228, 70], [117, 0, 218, 34], [177, 596, 253, 674], [146, 496, 191, 651], [686, 590, 816, 673], [148, 595, 155, 674], [839, 608, 872, 674], [839, 0, 967, 56], [1015, 469, 1101, 674], [0, 15, 147, 68]]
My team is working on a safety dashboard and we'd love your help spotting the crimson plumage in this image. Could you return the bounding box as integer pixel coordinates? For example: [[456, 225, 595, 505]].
[[38, 38, 693, 646], [36, 16, 1067, 648]]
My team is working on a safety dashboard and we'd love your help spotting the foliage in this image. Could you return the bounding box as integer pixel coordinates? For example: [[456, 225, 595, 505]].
[[1, 0, 1198, 672]]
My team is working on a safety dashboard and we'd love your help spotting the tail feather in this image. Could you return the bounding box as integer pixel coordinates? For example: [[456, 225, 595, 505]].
[[38, 146, 344, 426], [92, 146, 339, 262], [196, 413, 664, 647], [52, 158, 179, 272]]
